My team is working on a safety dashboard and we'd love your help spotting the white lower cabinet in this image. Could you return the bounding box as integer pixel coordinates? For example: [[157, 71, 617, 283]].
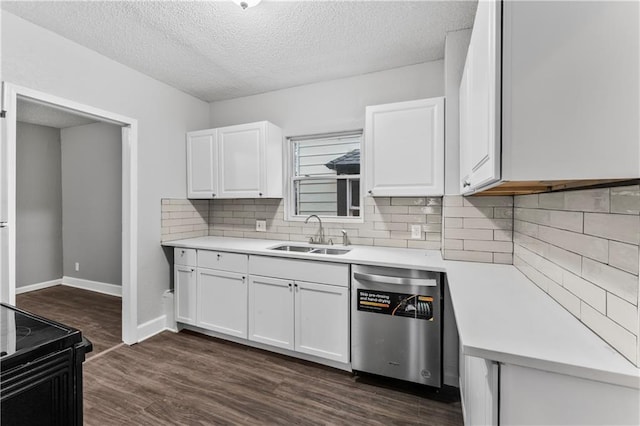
[[459, 352, 640, 426], [247, 276, 294, 350], [176, 251, 350, 366], [459, 354, 499, 426], [248, 276, 350, 363], [197, 268, 248, 339], [175, 265, 197, 325], [294, 281, 349, 363]]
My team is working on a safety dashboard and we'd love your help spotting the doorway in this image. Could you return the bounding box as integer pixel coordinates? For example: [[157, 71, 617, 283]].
[[1, 82, 138, 344]]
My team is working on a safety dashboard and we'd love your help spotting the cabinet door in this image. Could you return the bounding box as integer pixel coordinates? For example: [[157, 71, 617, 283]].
[[460, 355, 499, 426], [175, 265, 196, 325], [248, 276, 294, 350], [365, 97, 444, 197], [294, 281, 349, 363], [197, 268, 247, 338], [186, 130, 217, 199], [217, 122, 265, 198], [459, 0, 501, 194]]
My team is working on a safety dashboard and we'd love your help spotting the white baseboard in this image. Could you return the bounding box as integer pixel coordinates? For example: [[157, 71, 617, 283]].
[[137, 315, 168, 343], [62, 276, 122, 297], [15, 278, 63, 294]]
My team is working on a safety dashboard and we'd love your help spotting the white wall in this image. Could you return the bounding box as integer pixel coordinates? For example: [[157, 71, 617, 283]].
[[209, 61, 444, 136], [444, 29, 472, 195], [2, 12, 210, 324], [61, 122, 122, 286], [15, 122, 62, 287]]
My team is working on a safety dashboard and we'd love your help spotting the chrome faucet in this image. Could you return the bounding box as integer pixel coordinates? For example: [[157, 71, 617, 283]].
[[304, 214, 325, 244], [341, 229, 349, 246]]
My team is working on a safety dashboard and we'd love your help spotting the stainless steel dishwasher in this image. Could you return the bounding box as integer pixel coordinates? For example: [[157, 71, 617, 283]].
[[351, 264, 442, 387]]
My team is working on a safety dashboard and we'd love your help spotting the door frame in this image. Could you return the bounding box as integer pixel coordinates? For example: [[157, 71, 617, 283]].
[[1, 82, 139, 345]]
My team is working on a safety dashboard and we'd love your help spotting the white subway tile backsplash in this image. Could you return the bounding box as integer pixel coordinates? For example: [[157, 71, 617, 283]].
[[611, 185, 640, 215], [581, 302, 637, 364], [562, 271, 606, 313], [443, 250, 493, 263], [493, 253, 513, 264], [548, 279, 581, 318], [584, 213, 640, 245], [445, 228, 494, 240], [463, 196, 513, 207], [514, 194, 539, 208], [564, 188, 610, 213], [607, 293, 639, 335], [463, 218, 513, 230], [582, 258, 638, 305], [464, 240, 513, 253], [494, 229, 513, 242], [538, 192, 565, 210], [514, 244, 564, 284], [609, 241, 639, 275], [443, 206, 494, 218], [538, 225, 609, 263]]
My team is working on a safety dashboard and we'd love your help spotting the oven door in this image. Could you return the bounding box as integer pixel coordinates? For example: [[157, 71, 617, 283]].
[[351, 265, 442, 387]]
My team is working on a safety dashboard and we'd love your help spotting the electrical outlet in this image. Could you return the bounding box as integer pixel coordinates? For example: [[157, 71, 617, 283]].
[[256, 219, 267, 232], [410, 224, 423, 239], [75, 262, 80, 272]]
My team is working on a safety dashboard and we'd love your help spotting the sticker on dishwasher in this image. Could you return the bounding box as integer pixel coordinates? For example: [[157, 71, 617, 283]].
[[357, 290, 434, 320]]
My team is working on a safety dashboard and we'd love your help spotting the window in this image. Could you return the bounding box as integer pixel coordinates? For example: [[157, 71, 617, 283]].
[[287, 131, 362, 220]]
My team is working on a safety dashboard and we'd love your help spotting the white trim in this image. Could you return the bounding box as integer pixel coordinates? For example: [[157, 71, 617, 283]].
[[137, 315, 168, 343], [1, 82, 138, 345], [15, 278, 62, 294], [62, 276, 122, 297]]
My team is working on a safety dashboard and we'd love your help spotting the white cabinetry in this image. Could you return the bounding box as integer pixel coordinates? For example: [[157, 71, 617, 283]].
[[459, 353, 499, 426], [186, 121, 283, 199], [365, 97, 444, 197], [248, 256, 350, 363], [460, 0, 639, 194], [197, 269, 247, 338], [247, 275, 294, 350], [174, 248, 197, 325], [186, 130, 217, 199], [195, 251, 248, 338], [459, 355, 640, 426], [459, 0, 500, 194], [294, 280, 349, 362]]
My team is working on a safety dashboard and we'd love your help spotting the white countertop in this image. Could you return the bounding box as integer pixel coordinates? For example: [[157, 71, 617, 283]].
[[163, 236, 640, 389]]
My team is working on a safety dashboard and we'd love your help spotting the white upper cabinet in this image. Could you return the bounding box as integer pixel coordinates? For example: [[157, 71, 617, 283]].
[[186, 121, 283, 199], [365, 97, 445, 197], [459, 0, 501, 194], [186, 129, 217, 198], [460, 0, 639, 194]]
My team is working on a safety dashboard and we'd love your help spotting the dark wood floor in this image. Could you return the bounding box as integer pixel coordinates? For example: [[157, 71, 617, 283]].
[[16, 285, 122, 357], [84, 330, 464, 425], [16, 286, 463, 425]]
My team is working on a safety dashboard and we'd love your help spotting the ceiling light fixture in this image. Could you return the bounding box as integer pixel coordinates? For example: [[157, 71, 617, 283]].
[[232, 0, 262, 10]]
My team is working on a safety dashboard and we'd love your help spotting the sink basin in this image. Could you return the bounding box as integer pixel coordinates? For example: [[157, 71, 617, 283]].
[[269, 244, 351, 255], [310, 248, 351, 255], [270, 245, 315, 253]]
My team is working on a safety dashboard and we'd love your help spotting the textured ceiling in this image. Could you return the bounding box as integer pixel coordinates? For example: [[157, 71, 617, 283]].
[[17, 99, 98, 129], [2, 1, 477, 102]]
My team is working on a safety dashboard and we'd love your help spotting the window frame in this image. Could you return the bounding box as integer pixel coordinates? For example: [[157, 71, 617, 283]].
[[284, 130, 365, 223]]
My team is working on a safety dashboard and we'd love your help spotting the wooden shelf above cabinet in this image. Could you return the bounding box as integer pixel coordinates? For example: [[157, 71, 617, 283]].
[[472, 179, 637, 196]]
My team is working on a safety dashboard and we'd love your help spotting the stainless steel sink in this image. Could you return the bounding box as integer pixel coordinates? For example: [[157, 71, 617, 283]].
[[270, 245, 315, 253], [310, 248, 351, 255], [269, 244, 351, 255]]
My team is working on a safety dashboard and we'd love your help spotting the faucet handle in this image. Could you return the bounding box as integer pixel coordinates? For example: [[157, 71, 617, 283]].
[[308, 236, 314, 244]]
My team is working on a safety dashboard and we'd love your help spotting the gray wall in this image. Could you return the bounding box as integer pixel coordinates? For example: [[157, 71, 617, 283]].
[[61, 122, 122, 285], [209, 61, 444, 137], [16, 122, 63, 287], [3, 12, 210, 324]]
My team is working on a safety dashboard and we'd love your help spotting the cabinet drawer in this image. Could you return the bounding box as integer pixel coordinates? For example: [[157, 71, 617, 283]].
[[198, 250, 248, 273], [174, 248, 196, 266], [249, 256, 349, 287]]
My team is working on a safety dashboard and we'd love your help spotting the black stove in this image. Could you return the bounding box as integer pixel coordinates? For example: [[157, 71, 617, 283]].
[[0, 303, 92, 426]]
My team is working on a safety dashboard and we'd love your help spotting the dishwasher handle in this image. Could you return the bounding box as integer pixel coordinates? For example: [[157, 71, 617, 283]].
[[353, 272, 437, 287]]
